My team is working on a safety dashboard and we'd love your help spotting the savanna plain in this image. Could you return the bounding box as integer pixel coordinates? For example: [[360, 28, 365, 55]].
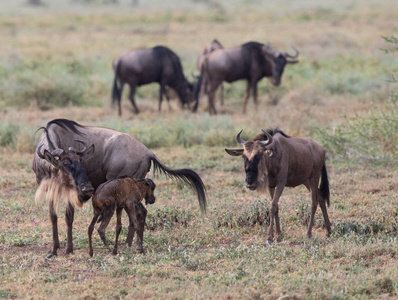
[[0, 0, 398, 299]]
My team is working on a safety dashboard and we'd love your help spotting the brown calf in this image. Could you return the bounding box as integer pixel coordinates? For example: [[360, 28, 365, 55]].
[[88, 177, 156, 256]]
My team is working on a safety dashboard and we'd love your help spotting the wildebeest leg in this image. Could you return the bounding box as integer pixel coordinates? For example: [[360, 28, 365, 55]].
[[252, 82, 258, 106], [266, 184, 285, 244], [125, 203, 143, 253], [65, 203, 75, 255], [317, 190, 332, 236], [159, 84, 171, 111], [207, 82, 219, 115], [47, 201, 60, 258], [128, 84, 140, 114], [126, 204, 146, 252], [117, 82, 124, 116], [112, 207, 123, 255], [307, 189, 318, 238], [269, 187, 281, 235], [219, 83, 224, 106], [88, 211, 100, 257], [97, 207, 115, 251], [242, 81, 251, 114]]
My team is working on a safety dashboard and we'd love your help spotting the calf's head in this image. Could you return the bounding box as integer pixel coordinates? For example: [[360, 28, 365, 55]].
[[37, 140, 95, 200], [225, 130, 274, 190], [140, 178, 156, 205]]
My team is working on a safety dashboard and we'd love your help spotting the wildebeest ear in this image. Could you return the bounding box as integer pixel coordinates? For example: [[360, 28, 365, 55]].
[[43, 150, 60, 166], [81, 144, 95, 159], [225, 148, 244, 156]]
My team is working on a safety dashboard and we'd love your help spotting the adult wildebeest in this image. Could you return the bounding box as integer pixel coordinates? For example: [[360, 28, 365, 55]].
[[33, 118, 207, 258], [225, 128, 331, 244], [88, 177, 156, 256], [112, 46, 196, 115], [196, 39, 225, 106], [194, 41, 299, 114], [33, 129, 95, 258]]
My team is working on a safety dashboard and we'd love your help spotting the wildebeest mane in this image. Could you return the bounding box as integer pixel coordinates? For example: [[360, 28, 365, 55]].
[[240, 41, 269, 79], [46, 118, 85, 135], [253, 127, 290, 141]]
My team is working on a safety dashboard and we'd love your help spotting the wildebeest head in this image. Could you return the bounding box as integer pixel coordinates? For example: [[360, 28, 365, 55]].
[[141, 178, 156, 205], [37, 140, 95, 200], [225, 130, 274, 190], [263, 45, 299, 86]]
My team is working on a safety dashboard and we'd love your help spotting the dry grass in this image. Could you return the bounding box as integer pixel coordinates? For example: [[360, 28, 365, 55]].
[[0, 0, 398, 299]]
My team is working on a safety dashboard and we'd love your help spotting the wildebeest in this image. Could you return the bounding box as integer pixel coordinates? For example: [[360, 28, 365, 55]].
[[112, 46, 196, 115], [33, 118, 207, 258], [196, 39, 225, 106], [225, 128, 331, 244], [194, 41, 299, 114], [88, 177, 156, 256], [33, 129, 95, 258]]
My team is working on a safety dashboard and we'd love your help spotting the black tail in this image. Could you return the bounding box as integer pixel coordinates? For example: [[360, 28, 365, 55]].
[[150, 156, 207, 213], [319, 163, 330, 206], [111, 61, 122, 112]]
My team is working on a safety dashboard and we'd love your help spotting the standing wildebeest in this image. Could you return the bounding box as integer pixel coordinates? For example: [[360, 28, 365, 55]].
[[33, 118, 207, 258], [33, 129, 95, 258], [225, 128, 331, 244], [112, 46, 196, 115], [196, 39, 225, 106], [88, 177, 156, 256], [194, 41, 299, 114]]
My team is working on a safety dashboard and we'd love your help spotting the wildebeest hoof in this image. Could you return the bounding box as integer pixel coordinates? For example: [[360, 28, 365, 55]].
[[265, 240, 273, 246], [45, 253, 56, 259]]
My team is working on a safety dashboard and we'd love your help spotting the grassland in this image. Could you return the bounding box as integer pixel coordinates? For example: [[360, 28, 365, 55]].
[[0, 0, 397, 299]]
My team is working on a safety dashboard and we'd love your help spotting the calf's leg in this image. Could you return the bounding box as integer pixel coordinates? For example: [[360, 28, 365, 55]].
[[97, 207, 115, 251], [112, 207, 123, 255], [88, 211, 100, 257], [318, 190, 332, 236], [307, 189, 318, 238]]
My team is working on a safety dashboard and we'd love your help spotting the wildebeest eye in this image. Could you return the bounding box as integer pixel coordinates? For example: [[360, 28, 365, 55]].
[[63, 159, 71, 166]]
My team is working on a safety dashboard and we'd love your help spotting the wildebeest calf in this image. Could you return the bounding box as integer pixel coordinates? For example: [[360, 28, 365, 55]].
[[88, 177, 156, 257]]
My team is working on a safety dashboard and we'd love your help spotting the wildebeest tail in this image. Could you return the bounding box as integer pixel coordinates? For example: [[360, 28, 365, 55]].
[[150, 156, 207, 213], [111, 60, 122, 108], [319, 163, 330, 206]]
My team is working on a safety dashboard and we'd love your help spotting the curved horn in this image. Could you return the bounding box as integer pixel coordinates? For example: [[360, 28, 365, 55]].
[[37, 144, 46, 159], [236, 129, 247, 146], [70, 140, 88, 155], [284, 46, 299, 59], [259, 130, 274, 147]]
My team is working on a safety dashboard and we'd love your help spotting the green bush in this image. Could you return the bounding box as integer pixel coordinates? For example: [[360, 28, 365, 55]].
[[0, 122, 20, 148]]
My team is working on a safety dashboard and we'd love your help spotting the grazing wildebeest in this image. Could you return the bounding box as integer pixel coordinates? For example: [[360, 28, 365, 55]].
[[33, 118, 207, 258], [88, 177, 156, 256], [112, 46, 196, 115], [194, 41, 299, 114], [225, 128, 331, 244], [196, 39, 225, 106]]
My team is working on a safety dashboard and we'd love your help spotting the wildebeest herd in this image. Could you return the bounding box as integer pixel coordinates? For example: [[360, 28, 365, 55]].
[[33, 40, 332, 258]]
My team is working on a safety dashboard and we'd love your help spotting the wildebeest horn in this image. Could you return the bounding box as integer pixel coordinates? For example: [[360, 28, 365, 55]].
[[236, 129, 247, 146], [259, 130, 274, 147], [284, 46, 299, 60], [69, 140, 88, 155]]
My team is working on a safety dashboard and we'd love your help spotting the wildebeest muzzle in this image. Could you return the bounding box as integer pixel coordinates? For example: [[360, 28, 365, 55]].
[[245, 171, 258, 190]]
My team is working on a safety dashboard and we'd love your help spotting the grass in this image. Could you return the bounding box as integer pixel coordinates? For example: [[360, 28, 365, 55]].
[[0, 0, 397, 298]]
